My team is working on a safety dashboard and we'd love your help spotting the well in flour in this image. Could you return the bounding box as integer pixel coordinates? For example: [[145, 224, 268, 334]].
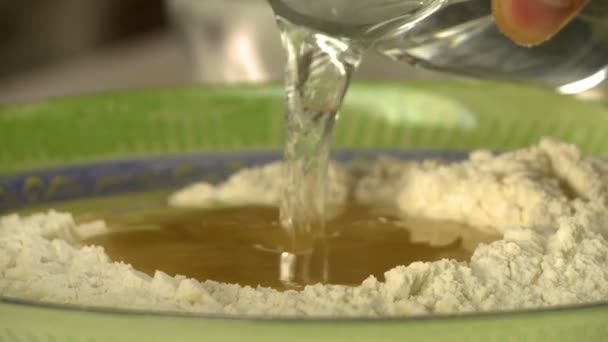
[[1, 139, 608, 316]]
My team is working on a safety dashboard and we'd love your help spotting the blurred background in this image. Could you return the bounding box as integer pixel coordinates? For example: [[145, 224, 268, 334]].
[[0, 0, 605, 104], [0, 0, 450, 104], [0, 0, 178, 103]]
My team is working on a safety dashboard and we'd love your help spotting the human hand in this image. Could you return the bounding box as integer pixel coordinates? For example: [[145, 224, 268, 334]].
[[492, 0, 590, 46]]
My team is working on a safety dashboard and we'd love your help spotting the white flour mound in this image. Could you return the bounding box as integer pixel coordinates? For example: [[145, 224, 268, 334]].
[[2, 139, 608, 316], [168, 161, 352, 210]]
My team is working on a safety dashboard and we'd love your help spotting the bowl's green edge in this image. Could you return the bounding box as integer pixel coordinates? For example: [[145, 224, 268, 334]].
[[1, 299, 607, 342], [0, 81, 606, 176]]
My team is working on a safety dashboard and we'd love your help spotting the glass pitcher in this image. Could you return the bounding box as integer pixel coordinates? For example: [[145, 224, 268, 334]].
[[268, 0, 608, 95]]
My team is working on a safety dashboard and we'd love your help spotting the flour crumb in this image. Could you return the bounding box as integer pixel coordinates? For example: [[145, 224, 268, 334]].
[[71, 220, 109, 240]]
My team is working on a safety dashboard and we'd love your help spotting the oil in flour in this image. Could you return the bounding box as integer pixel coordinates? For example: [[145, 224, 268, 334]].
[[84, 204, 499, 290], [269, 0, 448, 284]]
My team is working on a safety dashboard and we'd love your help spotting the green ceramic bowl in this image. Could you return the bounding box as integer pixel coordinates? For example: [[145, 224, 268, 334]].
[[1, 81, 608, 341]]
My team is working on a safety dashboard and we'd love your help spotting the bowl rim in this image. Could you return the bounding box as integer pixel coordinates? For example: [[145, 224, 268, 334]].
[[3, 296, 607, 323]]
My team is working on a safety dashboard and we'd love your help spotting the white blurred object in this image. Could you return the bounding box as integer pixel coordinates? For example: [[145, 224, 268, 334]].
[[165, 0, 452, 84], [167, 0, 284, 83]]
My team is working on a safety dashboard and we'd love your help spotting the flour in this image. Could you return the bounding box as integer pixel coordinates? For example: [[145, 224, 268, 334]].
[[168, 161, 352, 211], [364, 139, 608, 235], [2, 139, 608, 316]]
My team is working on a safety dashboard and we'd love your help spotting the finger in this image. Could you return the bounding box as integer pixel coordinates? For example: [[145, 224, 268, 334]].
[[492, 0, 590, 47]]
